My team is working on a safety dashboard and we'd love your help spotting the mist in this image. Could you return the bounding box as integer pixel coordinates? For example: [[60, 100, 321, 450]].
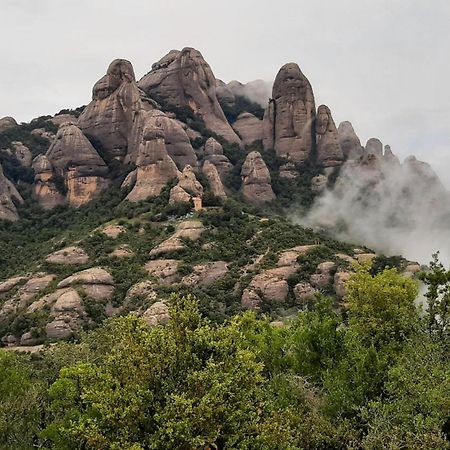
[[293, 154, 450, 266], [226, 80, 272, 108]]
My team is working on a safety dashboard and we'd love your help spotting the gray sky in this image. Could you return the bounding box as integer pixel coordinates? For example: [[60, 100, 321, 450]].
[[1, 0, 449, 185]]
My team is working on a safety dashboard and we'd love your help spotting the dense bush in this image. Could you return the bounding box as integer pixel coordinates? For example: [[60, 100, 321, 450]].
[[1, 261, 449, 448]]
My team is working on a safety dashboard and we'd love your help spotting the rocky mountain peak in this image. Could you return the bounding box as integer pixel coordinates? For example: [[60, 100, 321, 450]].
[[139, 47, 241, 145], [315, 105, 344, 167], [263, 62, 316, 163]]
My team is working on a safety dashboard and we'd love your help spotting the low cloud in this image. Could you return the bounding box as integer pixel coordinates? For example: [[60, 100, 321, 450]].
[[293, 156, 450, 265]]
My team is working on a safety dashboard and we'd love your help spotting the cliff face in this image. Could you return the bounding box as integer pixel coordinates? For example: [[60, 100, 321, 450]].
[[78, 59, 142, 161], [139, 48, 242, 146], [263, 63, 316, 164], [0, 163, 23, 221]]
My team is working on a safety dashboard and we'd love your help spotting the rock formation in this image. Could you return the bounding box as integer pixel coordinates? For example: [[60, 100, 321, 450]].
[[0, 116, 18, 133], [263, 63, 316, 163], [203, 137, 232, 179], [315, 105, 344, 167], [32, 155, 65, 210], [241, 151, 275, 203], [126, 122, 179, 201], [202, 160, 227, 200], [383, 145, 400, 164], [44, 122, 109, 207], [169, 165, 203, 204], [131, 109, 197, 169], [365, 138, 383, 157], [78, 59, 142, 160], [138, 48, 241, 145], [9, 142, 32, 167], [232, 112, 263, 145], [0, 163, 23, 221], [338, 121, 363, 159]]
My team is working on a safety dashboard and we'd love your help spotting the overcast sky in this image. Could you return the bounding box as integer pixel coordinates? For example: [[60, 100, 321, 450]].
[[1, 0, 449, 185]]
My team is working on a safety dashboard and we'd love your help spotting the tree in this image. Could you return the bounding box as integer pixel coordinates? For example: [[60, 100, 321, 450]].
[[420, 252, 450, 345], [0, 351, 44, 449], [43, 295, 268, 449], [346, 264, 419, 349]]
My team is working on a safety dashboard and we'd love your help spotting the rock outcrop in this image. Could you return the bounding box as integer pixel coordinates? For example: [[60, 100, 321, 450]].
[[263, 63, 315, 163], [241, 151, 275, 203], [0, 116, 18, 133], [169, 165, 203, 204], [203, 137, 233, 179], [128, 109, 197, 169], [232, 112, 263, 145], [0, 163, 23, 221], [149, 220, 204, 257], [32, 155, 65, 210], [45, 246, 90, 265], [138, 48, 241, 145], [57, 267, 114, 300], [43, 122, 109, 207], [315, 105, 344, 167], [78, 59, 142, 160], [202, 160, 227, 200], [126, 122, 179, 201], [365, 138, 383, 157], [338, 121, 363, 159], [9, 142, 32, 167]]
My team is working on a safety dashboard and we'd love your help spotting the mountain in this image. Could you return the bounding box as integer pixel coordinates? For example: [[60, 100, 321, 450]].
[[0, 47, 447, 348]]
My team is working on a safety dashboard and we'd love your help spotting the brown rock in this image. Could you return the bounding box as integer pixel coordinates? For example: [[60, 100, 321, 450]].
[[176, 165, 203, 197], [130, 109, 197, 169], [9, 142, 32, 167], [181, 261, 228, 286], [44, 122, 109, 207], [126, 122, 179, 201], [126, 280, 158, 303], [338, 121, 363, 159], [32, 155, 65, 209], [45, 246, 89, 265], [232, 112, 263, 145], [263, 63, 315, 163], [334, 271, 351, 299], [17, 274, 56, 303], [110, 245, 134, 258], [365, 138, 383, 157], [241, 151, 275, 203], [99, 224, 125, 239], [315, 105, 344, 167], [202, 160, 227, 200], [139, 48, 241, 145], [78, 59, 142, 160], [277, 245, 317, 267], [293, 282, 317, 304], [0, 276, 28, 296], [169, 185, 192, 204], [0, 116, 18, 133], [57, 267, 114, 300], [144, 259, 180, 284], [142, 301, 170, 327], [0, 163, 23, 221], [149, 220, 204, 257], [203, 137, 233, 179], [310, 261, 336, 289]]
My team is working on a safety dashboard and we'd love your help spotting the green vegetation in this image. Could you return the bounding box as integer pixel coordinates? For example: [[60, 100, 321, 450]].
[[1, 260, 449, 449]]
